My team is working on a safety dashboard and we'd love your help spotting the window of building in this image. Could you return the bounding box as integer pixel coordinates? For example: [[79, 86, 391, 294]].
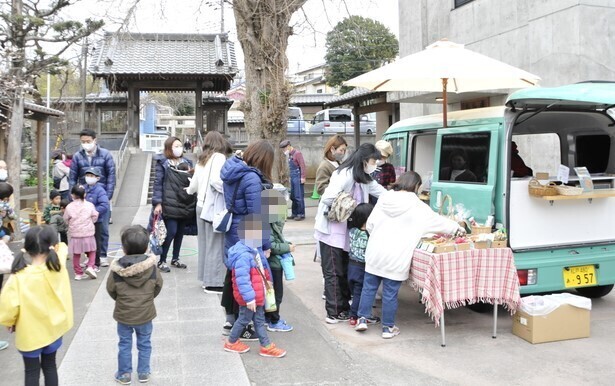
[[454, 0, 474, 8], [460, 97, 490, 110], [438, 132, 490, 184], [317, 89, 323, 93]]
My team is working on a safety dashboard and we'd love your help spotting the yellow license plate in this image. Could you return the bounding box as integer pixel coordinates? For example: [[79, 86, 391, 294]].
[[563, 265, 597, 288]]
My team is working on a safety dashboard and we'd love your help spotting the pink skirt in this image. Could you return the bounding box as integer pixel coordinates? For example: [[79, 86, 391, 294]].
[[69, 236, 96, 255]]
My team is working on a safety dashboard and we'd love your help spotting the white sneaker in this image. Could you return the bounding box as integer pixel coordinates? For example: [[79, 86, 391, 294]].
[[85, 267, 97, 279], [74, 274, 89, 281], [382, 325, 400, 339], [100, 257, 109, 267]]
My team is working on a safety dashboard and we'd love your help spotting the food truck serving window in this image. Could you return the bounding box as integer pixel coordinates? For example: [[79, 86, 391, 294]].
[[438, 133, 490, 184]]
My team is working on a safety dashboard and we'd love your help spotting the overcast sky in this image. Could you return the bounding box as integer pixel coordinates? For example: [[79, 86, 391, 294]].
[[64, 0, 399, 74]]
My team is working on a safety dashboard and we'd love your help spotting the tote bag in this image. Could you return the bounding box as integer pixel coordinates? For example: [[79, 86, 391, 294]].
[[255, 253, 277, 312], [213, 182, 240, 233]]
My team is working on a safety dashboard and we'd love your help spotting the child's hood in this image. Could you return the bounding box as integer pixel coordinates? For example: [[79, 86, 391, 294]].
[[110, 254, 157, 286], [377, 190, 417, 217], [227, 241, 257, 268]]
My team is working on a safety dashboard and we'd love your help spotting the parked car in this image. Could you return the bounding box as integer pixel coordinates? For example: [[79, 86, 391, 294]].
[[287, 107, 307, 133], [309, 108, 375, 135]]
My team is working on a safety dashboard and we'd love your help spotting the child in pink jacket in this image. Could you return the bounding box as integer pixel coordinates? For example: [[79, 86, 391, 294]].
[[64, 185, 99, 280]]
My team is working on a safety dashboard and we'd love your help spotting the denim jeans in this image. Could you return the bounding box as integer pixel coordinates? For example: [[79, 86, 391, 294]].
[[289, 170, 305, 218], [160, 217, 186, 263], [117, 321, 153, 375], [347, 261, 365, 318], [229, 305, 270, 347], [357, 272, 402, 327], [99, 209, 110, 258]]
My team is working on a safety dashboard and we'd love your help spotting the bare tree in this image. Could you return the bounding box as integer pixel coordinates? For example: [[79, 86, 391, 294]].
[[232, 0, 307, 184], [0, 0, 103, 238]]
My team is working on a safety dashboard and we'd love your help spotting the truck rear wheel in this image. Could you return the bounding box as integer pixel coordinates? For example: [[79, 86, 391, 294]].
[[575, 284, 614, 298]]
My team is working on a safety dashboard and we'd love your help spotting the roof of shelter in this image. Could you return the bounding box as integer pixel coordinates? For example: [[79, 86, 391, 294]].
[[326, 87, 385, 107], [51, 94, 128, 105], [89, 32, 238, 92], [290, 93, 336, 106]]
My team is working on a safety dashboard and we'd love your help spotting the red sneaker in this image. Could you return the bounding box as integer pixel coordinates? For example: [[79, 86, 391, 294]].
[[259, 343, 286, 358], [224, 340, 250, 353]]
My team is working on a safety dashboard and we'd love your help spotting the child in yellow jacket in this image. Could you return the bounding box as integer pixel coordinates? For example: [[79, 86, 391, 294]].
[[0, 225, 73, 386]]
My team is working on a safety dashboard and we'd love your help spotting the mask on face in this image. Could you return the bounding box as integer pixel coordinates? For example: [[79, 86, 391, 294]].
[[82, 142, 95, 152], [364, 163, 377, 175], [85, 176, 98, 185], [332, 151, 344, 162], [172, 147, 184, 158], [0, 170, 7, 181], [376, 159, 385, 166]]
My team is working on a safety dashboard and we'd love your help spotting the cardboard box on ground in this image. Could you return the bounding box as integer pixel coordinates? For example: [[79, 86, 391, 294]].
[[512, 294, 591, 344]]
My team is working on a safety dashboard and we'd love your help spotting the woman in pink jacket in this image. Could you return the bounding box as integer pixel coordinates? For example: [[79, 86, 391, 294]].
[[64, 185, 99, 281]]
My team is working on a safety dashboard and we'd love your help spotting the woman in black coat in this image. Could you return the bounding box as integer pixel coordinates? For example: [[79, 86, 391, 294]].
[[152, 137, 196, 272]]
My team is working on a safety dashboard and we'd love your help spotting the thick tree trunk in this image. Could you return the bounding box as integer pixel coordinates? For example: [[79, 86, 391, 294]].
[[7, 94, 24, 239], [233, 0, 306, 185]]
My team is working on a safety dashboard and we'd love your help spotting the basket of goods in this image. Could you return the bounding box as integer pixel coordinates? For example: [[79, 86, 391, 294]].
[[528, 178, 557, 197], [491, 228, 508, 248], [555, 184, 583, 196]]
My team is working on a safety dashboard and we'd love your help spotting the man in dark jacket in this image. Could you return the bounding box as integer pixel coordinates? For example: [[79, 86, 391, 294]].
[[70, 129, 116, 267], [107, 225, 163, 385]]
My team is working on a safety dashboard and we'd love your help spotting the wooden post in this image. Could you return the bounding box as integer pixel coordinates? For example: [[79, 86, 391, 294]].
[[353, 102, 360, 149], [36, 120, 45, 212], [442, 78, 448, 128], [195, 81, 203, 136]]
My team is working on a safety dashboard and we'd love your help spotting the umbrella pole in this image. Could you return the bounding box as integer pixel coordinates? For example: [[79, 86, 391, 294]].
[[442, 78, 448, 128]]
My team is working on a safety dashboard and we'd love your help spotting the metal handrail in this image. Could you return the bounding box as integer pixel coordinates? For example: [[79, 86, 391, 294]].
[[117, 131, 130, 180]]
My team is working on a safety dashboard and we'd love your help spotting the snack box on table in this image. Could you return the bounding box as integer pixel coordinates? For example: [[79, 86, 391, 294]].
[[512, 295, 590, 344]]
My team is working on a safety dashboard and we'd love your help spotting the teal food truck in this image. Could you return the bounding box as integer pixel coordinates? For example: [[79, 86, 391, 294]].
[[382, 82, 615, 297]]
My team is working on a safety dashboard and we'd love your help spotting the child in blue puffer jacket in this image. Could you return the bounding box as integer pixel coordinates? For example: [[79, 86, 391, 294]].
[[84, 167, 110, 270], [223, 214, 286, 358]]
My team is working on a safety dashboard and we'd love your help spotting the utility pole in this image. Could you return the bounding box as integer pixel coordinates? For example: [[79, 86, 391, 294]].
[[81, 38, 88, 129], [220, 0, 224, 33]]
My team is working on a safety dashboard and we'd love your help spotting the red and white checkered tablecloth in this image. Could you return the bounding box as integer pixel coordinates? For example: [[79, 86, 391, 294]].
[[410, 248, 521, 326]]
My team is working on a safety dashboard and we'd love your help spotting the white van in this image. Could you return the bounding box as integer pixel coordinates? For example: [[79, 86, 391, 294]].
[[310, 108, 375, 135]]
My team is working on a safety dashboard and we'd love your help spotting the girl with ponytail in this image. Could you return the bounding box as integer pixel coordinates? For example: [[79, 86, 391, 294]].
[[0, 225, 73, 386]]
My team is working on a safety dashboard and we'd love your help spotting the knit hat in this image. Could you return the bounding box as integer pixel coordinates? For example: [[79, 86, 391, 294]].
[[375, 140, 393, 158], [50, 190, 61, 200]]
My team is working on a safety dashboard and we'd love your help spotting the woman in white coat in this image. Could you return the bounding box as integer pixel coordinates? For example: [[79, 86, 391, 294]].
[[187, 131, 232, 293], [354, 171, 464, 338], [314, 143, 386, 324]]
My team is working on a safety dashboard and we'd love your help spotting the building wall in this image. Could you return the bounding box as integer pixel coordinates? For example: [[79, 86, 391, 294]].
[[398, 0, 615, 119]]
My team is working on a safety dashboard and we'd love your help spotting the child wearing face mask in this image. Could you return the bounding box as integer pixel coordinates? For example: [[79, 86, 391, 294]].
[[83, 167, 110, 271], [64, 185, 99, 280]]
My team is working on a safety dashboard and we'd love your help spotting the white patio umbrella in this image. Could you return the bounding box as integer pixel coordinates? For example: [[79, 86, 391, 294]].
[[344, 39, 541, 127]]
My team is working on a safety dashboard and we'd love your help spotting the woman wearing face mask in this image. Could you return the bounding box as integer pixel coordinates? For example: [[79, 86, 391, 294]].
[[51, 151, 71, 201], [152, 137, 195, 272], [314, 143, 385, 324], [315, 135, 348, 196]]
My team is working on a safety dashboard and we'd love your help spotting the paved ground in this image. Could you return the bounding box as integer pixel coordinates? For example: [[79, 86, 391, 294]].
[[2, 163, 615, 384]]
